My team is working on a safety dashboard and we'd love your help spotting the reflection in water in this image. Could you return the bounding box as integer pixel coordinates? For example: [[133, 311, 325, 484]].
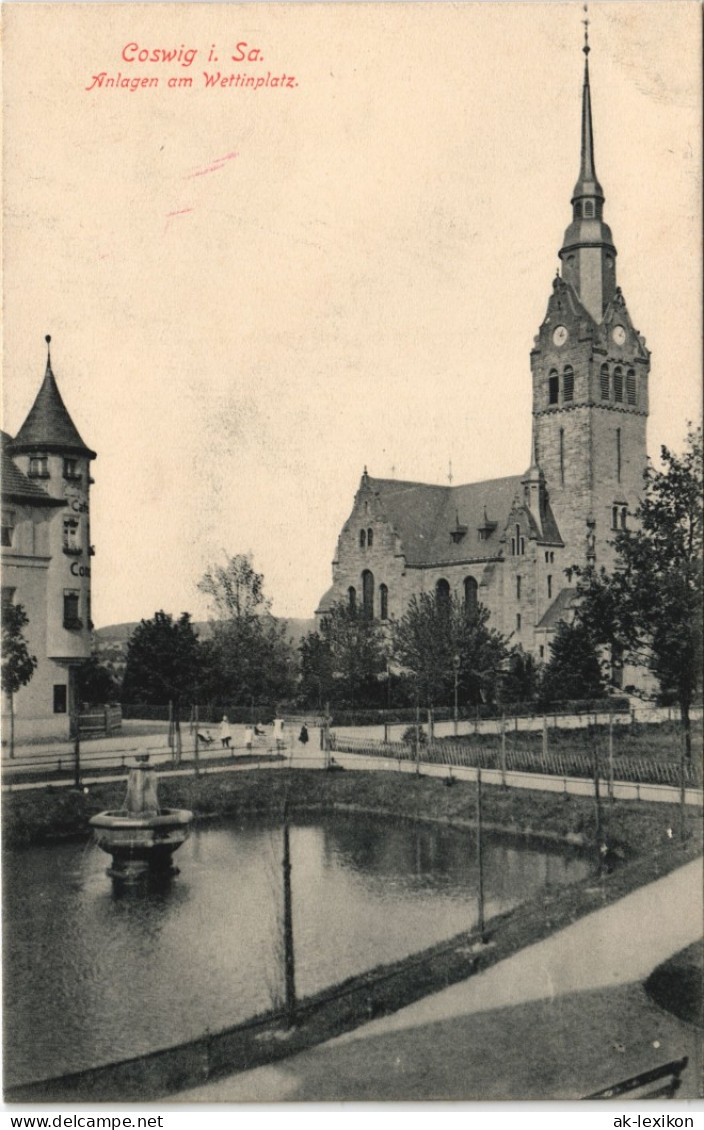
[[3, 813, 591, 1086]]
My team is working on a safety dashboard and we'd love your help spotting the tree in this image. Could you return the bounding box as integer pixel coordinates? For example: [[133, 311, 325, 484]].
[[573, 426, 703, 758], [1, 602, 37, 757], [198, 554, 297, 709], [198, 554, 270, 623], [75, 654, 121, 705], [121, 611, 203, 709], [298, 628, 335, 709], [539, 619, 605, 705], [392, 592, 508, 709], [501, 646, 541, 704]]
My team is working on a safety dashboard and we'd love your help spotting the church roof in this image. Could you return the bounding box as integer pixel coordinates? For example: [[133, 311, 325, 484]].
[[11, 341, 96, 458], [366, 474, 527, 566], [1, 431, 62, 506], [535, 587, 576, 631]]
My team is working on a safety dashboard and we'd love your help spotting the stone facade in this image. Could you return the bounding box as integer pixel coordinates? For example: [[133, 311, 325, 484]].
[[317, 46, 650, 668]]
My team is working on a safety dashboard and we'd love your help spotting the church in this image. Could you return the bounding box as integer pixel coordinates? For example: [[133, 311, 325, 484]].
[[2, 338, 96, 740], [316, 32, 649, 671]]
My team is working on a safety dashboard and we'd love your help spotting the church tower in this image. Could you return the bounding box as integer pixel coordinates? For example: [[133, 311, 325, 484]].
[[529, 24, 650, 570]]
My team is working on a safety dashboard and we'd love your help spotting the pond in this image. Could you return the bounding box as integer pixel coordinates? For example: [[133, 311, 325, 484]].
[[3, 813, 592, 1086]]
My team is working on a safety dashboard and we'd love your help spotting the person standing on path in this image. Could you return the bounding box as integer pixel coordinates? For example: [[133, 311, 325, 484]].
[[220, 715, 232, 751], [299, 723, 309, 747]]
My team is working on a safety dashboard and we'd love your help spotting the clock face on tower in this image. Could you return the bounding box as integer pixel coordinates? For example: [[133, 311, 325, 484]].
[[552, 325, 568, 347], [612, 325, 626, 345]]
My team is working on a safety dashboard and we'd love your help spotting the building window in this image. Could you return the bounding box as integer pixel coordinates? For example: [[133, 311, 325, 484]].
[[539, 645, 545, 659], [548, 371, 559, 405], [613, 367, 623, 403], [600, 364, 610, 400], [436, 578, 450, 613], [516, 575, 521, 600], [63, 517, 81, 554], [28, 454, 49, 478], [559, 428, 565, 485], [563, 366, 574, 402], [367, 528, 374, 548], [464, 576, 478, 615], [510, 524, 525, 556], [63, 590, 82, 630], [626, 369, 636, 405], [348, 586, 356, 611], [584, 200, 594, 218], [1, 509, 15, 547], [621, 506, 628, 530], [53, 685, 67, 714], [516, 613, 521, 632], [359, 530, 366, 548], [612, 506, 619, 530], [379, 583, 388, 620], [2, 586, 16, 611], [362, 570, 374, 619], [547, 574, 552, 599], [63, 458, 81, 481], [616, 428, 622, 483]]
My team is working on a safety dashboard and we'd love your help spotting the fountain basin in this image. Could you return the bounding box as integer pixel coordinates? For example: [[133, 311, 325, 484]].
[[89, 760, 192, 880]]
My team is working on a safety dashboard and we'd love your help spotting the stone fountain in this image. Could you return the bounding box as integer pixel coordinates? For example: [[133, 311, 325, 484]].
[[90, 756, 193, 881]]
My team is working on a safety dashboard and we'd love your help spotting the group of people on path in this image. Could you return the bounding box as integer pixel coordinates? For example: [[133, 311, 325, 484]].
[[214, 715, 309, 754]]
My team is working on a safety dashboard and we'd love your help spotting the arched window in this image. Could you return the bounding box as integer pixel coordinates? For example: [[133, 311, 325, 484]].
[[562, 366, 574, 402], [359, 530, 366, 548], [600, 363, 610, 400], [626, 369, 636, 405], [362, 570, 374, 619], [510, 523, 525, 556], [548, 370, 559, 406], [613, 367, 623, 403], [547, 574, 553, 599], [616, 428, 622, 482], [464, 576, 478, 615], [611, 507, 619, 531], [436, 578, 450, 614], [621, 507, 628, 530], [379, 583, 388, 620], [348, 586, 356, 610], [367, 528, 374, 548]]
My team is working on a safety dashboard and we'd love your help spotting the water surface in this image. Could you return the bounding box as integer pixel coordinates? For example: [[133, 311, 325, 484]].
[[3, 813, 591, 1085]]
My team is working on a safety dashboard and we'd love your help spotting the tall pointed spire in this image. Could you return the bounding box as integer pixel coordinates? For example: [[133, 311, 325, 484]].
[[558, 11, 617, 322], [573, 7, 603, 203]]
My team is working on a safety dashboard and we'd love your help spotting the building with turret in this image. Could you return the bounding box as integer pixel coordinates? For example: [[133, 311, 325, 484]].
[[317, 35, 649, 677], [2, 337, 96, 740]]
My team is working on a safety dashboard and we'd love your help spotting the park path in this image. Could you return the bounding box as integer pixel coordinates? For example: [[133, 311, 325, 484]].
[[176, 857, 703, 1102]]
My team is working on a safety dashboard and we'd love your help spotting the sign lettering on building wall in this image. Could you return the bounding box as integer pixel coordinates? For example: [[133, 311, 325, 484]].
[[70, 561, 91, 577]]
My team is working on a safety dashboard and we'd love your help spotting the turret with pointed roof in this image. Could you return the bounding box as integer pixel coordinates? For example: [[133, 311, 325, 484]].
[[11, 337, 96, 459]]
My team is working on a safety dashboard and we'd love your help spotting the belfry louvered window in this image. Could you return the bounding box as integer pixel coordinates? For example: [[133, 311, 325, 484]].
[[563, 366, 574, 402], [613, 367, 623, 403], [600, 364, 610, 399], [626, 369, 636, 405]]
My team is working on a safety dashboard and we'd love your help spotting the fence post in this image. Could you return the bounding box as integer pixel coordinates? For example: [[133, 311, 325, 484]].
[[194, 704, 200, 777], [476, 767, 486, 941], [542, 715, 548, 770], [73, 711, 81, 789], [500, 713, 507, 786]]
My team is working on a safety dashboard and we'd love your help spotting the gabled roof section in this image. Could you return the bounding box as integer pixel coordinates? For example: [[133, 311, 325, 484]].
[[1, 432, 63, 506], [367, 474, 525, 566], [11, 341, 96, 458], [536, 587, 576, 631]]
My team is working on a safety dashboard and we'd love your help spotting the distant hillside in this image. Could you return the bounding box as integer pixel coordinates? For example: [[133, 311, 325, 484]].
[[95, 616, 316, 654]]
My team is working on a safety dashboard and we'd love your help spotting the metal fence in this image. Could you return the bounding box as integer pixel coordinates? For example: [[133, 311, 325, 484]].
[[328, 733, 699, 788]]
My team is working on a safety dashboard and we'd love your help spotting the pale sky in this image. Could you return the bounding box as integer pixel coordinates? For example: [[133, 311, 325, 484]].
[[2, 2, 701, 627]]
